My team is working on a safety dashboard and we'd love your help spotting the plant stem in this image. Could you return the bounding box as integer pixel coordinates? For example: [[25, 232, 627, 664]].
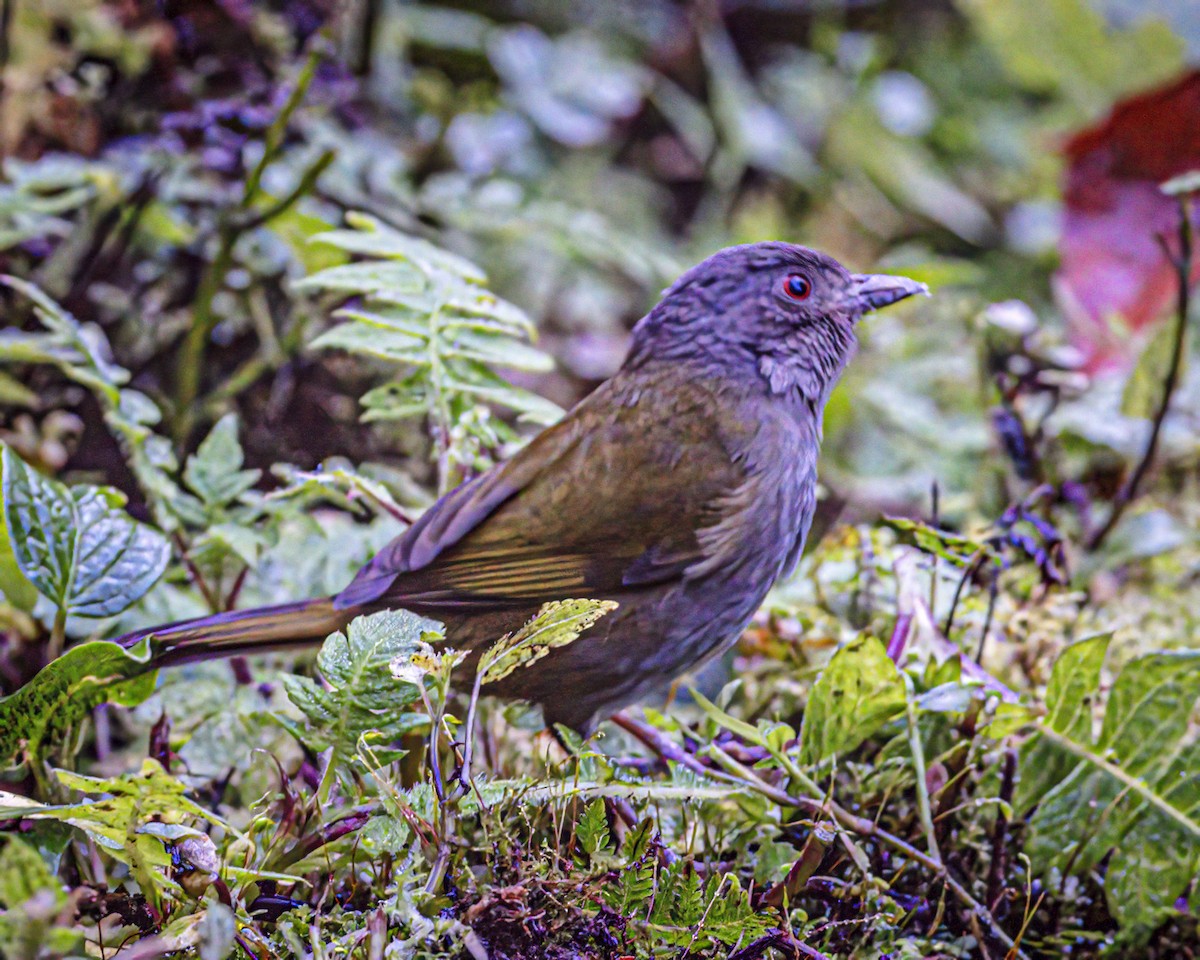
[[906, 678, 942, 864], [1087, 196, 1194, 550], [172, 56, 323, 443], [48, 607, 67, 659], [612, 712, 1028, 960]]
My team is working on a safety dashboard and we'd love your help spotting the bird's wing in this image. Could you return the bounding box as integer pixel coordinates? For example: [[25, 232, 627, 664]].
[[333, 371, 758, 611]]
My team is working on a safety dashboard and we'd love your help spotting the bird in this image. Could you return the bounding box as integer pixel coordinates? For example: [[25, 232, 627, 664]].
[[118, 242, 927, 734]]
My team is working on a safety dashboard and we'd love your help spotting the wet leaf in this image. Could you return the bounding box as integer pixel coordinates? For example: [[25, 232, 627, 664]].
[[2, 445, 169, 617]]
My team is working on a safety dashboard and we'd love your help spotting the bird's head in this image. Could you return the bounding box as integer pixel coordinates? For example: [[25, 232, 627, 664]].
[[628, 242, 928, 403]]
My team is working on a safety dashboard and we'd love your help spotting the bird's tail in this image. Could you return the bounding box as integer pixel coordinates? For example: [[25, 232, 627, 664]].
[[119, 597, 354, 669]]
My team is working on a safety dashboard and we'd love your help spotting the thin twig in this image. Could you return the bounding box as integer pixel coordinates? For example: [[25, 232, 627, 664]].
[[974, 564, 1000, 664], [172, 532, 219, 612], [985, 748, 1017, 911], [1087, 198, 1194, 550], [728, 928, 831, 960]]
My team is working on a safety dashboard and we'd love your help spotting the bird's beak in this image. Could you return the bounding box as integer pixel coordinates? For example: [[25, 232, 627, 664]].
[[847, 273, 930, 314]]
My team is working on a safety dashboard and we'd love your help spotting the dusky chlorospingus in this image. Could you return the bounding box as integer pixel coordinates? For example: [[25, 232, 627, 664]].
[[117, 243, 927, 733]]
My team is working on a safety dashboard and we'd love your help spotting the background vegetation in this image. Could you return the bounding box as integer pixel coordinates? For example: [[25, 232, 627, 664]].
[[0, 0, 1198, 957]]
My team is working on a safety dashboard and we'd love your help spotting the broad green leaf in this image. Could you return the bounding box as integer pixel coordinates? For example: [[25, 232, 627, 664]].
[[1015, 633, 1110, 812], [183, 414, 261, 507], [0, 455, 38, 611], [1022, 644, 1200, 935], [799, 636, 906, 765], [0, 637, 157, 770], [2, 446, 169, 617], [478, 599, 617, 686], [282, 610, 435, 783]]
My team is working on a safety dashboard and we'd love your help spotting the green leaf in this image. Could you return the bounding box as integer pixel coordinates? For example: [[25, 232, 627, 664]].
[[311, 321, 428, 364], [1121, 320, 1185, 420], [0, 760, 226, 910], [300, 213, 560, 448], [575, 797, 610, 858], [183, 415, 261, 507], [799, 636, 907, 765], [478, 599, 617, 686], [2, 446, 170, 617], [282, 610, 435, 787], [295, 260, 424, 296], [956, 0, 1184, 110], [0, 637, 157, 770], [1021, 641, 1200, 935], [0, 837, 58, 908], [0, 456, 38, 612], [602, 855, 654, 916], [1015, 633, 1109, 811], [443, 329, 555, 372], [882, 516, 992, 567]]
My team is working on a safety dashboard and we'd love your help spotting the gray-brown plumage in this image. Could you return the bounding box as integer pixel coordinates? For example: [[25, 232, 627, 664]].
[[120, 242, 927, 733]]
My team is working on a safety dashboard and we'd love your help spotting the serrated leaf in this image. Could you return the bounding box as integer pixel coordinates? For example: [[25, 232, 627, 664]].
[[444, 329, 555, 372], [602, 856, 654, 915], [294, 260, 424, 296], [283, 610, 436, 786], [799, 636, 907, 765], [0, 637, 157, 770], [576, 797, 610, 858], [1022, 641, 1200, 935], [311, 322, 429, 364], [2, 446, 169, 617], [183, 415, 260, 507], [311, 213, 486, 282], [478, 599, 617, 686]]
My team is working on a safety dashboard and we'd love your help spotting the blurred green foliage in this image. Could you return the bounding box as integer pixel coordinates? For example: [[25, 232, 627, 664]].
[[0, 0, 1198, 957]]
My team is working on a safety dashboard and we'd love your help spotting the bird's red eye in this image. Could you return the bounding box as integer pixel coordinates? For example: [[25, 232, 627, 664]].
[[783, 274, 812, 301]]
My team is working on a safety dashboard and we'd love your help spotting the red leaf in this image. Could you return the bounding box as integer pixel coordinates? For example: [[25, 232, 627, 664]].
[[1057, 70, 1200, 371]]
